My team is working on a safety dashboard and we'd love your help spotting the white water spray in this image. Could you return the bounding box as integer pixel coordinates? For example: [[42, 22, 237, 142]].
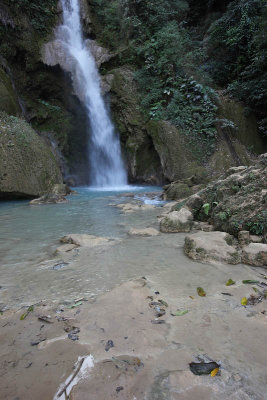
[[58, 0, 127, 187]]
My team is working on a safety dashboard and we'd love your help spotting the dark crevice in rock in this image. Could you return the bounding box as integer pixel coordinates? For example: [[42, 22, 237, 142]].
[[0, 192, 35, 200]]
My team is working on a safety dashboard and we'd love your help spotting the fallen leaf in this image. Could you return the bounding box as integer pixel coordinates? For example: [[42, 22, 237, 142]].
[[211, 367, 219, 377], [226, 279, 235, 286], [242, 280, 260, 284], [171, 310, 189, 316], [189, 296, 194, 300], [158, 299, 168, 307], [66, 301, 83, 309], [197, 287, 206, 297], [241, 297, 248, 306], [252, 287, 259, 293], [20, 305, 34, 320]]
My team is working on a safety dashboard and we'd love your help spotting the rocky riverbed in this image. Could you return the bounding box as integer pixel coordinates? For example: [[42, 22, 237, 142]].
[[0, 190, 267, 399]]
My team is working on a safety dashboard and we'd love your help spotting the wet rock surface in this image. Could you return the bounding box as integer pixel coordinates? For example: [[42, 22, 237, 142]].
[[184, 231, 241, 265], [160, 208, 193, 233]]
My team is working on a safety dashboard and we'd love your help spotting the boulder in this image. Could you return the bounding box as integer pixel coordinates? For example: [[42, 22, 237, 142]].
[[60, 234, 110, 248], [184, 231, 241, 265], [160, 208, 193, 233], [241, 243, 267, 268], [128, 228, 159, 237], [0, 112, 62, 199]]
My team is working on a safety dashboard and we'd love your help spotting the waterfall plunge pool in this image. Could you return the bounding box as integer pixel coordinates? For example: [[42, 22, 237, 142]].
[[0, 185, 167, 307]]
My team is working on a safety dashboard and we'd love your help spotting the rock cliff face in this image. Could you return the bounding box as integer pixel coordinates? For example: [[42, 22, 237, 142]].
[[0, 112, 62, 199], [0, 0, 265, 191], [108, 67, 257, 185]]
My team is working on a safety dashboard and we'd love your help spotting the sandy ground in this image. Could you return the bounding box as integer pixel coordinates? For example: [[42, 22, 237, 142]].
[[1, 269, 267, 400]]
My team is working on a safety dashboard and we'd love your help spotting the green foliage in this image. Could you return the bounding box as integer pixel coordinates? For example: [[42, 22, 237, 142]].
[[202, 203, 210, 216], [207, 0, 267, 137], [92, 0, 218, 161], [6, 0, 58, 32], [219, 209, 232, 221], [245, 213, 266, 235]]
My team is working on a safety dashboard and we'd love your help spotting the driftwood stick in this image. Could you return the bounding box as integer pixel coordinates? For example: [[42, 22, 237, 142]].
[[57, 357, 85, 398]]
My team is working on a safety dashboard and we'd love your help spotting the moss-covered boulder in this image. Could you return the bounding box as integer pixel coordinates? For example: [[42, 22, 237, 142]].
[[0, 112, 62, 198]]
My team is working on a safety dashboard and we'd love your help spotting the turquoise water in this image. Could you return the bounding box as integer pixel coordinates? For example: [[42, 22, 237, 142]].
[[0, 186, 162, 267]]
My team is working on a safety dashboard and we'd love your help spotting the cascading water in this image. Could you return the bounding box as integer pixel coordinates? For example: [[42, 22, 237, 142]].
[[57, 0, 127, 188]]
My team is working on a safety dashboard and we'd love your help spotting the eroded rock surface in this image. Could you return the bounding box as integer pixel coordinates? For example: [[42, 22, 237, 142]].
[[184, 231, 241, 265], [160, 208, 193, 233], [241, 243, 267, 268]]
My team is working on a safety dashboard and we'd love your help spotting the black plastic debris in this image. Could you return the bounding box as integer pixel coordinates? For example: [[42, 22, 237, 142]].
[[105, 340, 114, 351], [189, 361, 219, 375], [151, 320, 165, 324], [68, 333, 79, 341]]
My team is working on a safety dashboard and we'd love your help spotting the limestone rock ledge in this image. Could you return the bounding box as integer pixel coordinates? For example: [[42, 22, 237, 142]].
[[184, 231, 267, 267], [184, 231, 241, 265]]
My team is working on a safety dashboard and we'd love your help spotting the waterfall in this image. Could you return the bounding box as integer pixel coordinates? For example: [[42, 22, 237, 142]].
[[57, 0, 127, 188]]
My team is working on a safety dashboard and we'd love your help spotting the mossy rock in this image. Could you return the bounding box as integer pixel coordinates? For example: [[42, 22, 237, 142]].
[[164, 183, 193, 201], [0, 112, 62, 198], [146, 120, 202, 182]]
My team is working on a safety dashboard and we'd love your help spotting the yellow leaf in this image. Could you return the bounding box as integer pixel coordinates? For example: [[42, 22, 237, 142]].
[[189, 296, 194, 300], [241, 297, 248, 306], [211, 367, 219, 377], [197, 287, 206, 297]]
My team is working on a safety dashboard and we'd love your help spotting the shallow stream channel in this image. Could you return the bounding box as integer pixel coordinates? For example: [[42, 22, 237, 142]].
[[0, 185, 170, 308]]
